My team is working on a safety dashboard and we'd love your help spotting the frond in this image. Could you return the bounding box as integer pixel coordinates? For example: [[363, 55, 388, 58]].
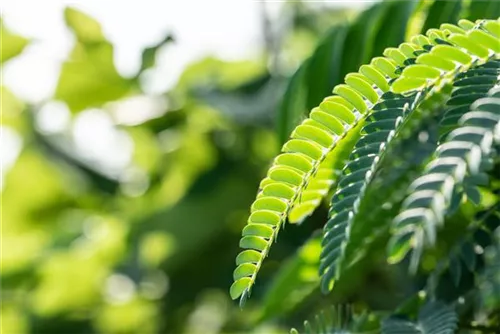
[[290, 305, 375, 334], [319, 91, 424, 291], [382, 301, 457, 334], [319, 20, 500, 291], [439, 61, 500, 138], [230, 22, 433, 305], [231, 91, 369, 304], [389, 85, 500, 271]]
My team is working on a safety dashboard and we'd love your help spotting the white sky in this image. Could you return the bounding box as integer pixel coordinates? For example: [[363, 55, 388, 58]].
[[2, 0, 370, 102]]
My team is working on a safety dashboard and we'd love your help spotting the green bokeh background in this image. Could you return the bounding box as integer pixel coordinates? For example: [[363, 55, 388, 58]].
[[1, 4, 351, 333]]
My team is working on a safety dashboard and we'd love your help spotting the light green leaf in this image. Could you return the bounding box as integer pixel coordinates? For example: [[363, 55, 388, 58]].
[[55, 7, 134, 112], [1, 21, 29, 64]]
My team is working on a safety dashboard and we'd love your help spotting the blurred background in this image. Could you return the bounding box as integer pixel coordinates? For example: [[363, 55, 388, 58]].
[[1, 1, 368, 333], [2, 0, 474, 333]]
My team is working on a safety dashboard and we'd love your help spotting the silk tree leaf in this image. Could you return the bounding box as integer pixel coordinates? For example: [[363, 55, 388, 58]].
[[278, 0, 415, 144]]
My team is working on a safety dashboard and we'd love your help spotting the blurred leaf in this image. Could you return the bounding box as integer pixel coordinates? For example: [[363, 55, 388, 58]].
[[466, 0, 500, 21], [277, 60, 309, 144], [64, 7, 105, 43], [132, 169, 258, 273], [3, 148, 72, 229], [32, 251, 107, 316], [371, 0, 418, 57], [55, 7, 134, 112], [1, 20, 29, 64], [95, 298, 158, 334], [139, 232, 176, 267], [421, 0, 462, 32], [382, 301, 457, 334], [259, 235, 321, 322], [277, 0, 417, 145], [176, 57, 266, 94], [339, 4, 386, 79], [1, 86, 26, 131], [194, 74, 287, 125], [306, 24, 348, 109], [151, 108, 219, 209], [0, 305, 28, 334], [137, 34, 174, 75]]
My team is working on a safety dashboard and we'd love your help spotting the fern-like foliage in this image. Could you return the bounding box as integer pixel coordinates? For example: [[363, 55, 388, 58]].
[[230, 90, 369, 304], [439, 62, 500, 132], [230, 13, 500, 334], [319, 19, 500, 291], [382, 301, 457, 334], [231, 18, 500, 306], [390, 85, 500, 271], [319, 91, 422, 291], [230, 21, 434, 305]]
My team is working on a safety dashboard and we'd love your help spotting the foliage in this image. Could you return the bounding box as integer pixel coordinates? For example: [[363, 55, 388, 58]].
[[3, 1, 500, 334], [230, 1, 500, 333]]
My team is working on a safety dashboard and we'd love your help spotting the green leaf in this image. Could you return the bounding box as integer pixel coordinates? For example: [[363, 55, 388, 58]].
[[467, 0, 500, 21], [1, 20, 29, 64], [278, 61, 309, 144], [306, 25, 349, 109], [422, 0, 462, 33], [64, 7, 105, 43], [230, 277, 253, 300], [239, 236, 268, 251], [236, 250, 262, 265], [234, 263, 258, 281], [137, 34, 173, 75], [258, 236, 321, 321], [371, 0, 418, 57], [339, 3, 387, 79], [55, 7, 134, 112]]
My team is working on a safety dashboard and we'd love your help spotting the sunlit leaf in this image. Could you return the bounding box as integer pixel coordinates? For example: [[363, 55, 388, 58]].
[[55, 7, 134, 112], [1, 20, 29, 64]]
